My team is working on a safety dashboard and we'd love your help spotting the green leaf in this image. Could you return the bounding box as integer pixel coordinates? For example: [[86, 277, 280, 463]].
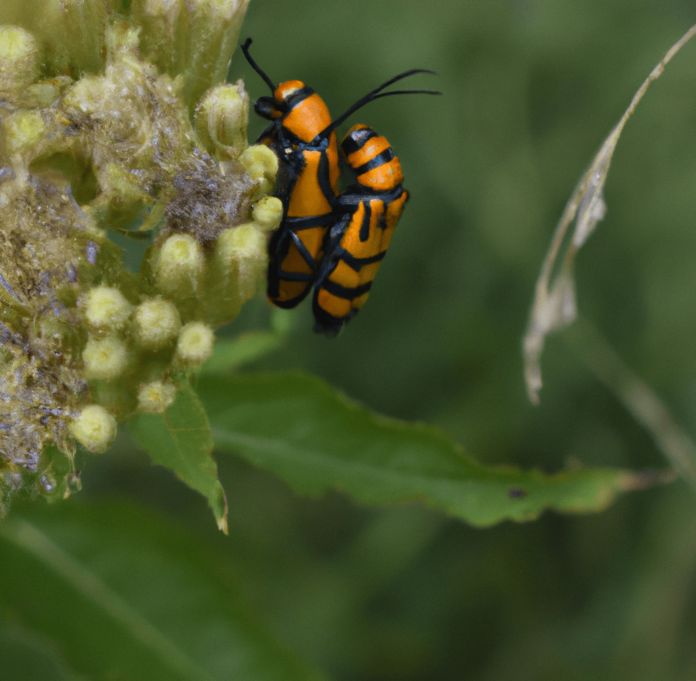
[[0, 501, 327, 681], [200, 309, 293, 376], [0, 622, 81, 681], [200, 332, 284, 375], [128, 382, 228, 532], [199, 372, 671, 526]]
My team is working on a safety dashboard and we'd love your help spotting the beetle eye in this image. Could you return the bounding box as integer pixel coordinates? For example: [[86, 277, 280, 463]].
[[255, 97, 280, 120]]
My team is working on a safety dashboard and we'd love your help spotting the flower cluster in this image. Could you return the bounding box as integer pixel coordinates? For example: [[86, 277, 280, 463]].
[[0, 0, 278, 509]]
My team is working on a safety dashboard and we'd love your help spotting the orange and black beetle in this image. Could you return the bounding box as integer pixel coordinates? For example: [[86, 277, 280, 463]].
[[242, 38, 340, 309], [312, 125, 409, 337], [241, 38, 439, 313]]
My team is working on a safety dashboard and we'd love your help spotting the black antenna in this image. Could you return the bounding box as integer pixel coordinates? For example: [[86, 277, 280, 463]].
[[241, 38, 276, 94], [320, 69, 442, 139]]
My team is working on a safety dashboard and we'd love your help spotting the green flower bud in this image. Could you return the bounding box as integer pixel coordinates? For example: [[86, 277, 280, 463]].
[[0, 26, 40, 96], [239, 144, 278, 198], [4, 110, 46, 158], [83, 286, 133, 332], [154, 234, 205, 303], [3, 108, 73, 168], [133, 297, 182, 350], [195, 81, 249, 160], [137, 380, 177, 414], [62, 72, 111, 115], [83, 336, 130, 381], [175, 322, 214, 366], [175, 0, 252, 109], [215, 223, 268, 302], [252, 196, 283, 232], [69, 405, 117, 454]]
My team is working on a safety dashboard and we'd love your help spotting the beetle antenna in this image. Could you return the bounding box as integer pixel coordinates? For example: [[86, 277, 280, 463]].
[[241, 38, 277, 94], [320, 70, 442, 139]]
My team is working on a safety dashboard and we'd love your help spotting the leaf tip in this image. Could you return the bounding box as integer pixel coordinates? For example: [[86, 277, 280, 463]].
[[217, 514, 229, 535], [214, 482, 229, 534]]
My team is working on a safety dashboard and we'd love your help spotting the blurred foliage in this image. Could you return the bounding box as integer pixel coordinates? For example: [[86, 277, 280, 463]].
[[5, 0, 696, 679]]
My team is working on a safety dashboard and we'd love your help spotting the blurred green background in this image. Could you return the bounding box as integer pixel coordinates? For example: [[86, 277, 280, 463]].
[[35, 0, 696, 679]]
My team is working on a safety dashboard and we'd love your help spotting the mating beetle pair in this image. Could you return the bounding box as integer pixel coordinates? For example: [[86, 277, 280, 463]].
[[241, 39, 439, 337]]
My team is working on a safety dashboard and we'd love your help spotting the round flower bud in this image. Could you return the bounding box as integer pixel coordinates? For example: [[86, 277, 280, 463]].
[[215, 223, 267, 301], [133, 297, 181, 350], [0, 26, 40, 95], [69, 405, 117, 454], [155, 234, 205, 302], [252, 196, 283, 232], [195, 81, 249, 160], [239, 144, 278, 197], [137, 380, 178, 414], [4, 110, 46, 157], [83, 336, 130, 381], [175, 322, 214, 366], [84, 286, 133, 332], [62, 74, 111, 115]]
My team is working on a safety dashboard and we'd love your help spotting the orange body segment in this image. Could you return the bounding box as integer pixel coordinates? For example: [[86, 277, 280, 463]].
[[358, 157, 403, 191], [326, 133, 340, 195], [358, 261, 382, 285], [329, 259, 360, 290], [274, 279, 309, 304], [345, 134, 391, 168], [287, 150, 334, 218], [317, 288, 352, 319], [282, 92, 332, 142]]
